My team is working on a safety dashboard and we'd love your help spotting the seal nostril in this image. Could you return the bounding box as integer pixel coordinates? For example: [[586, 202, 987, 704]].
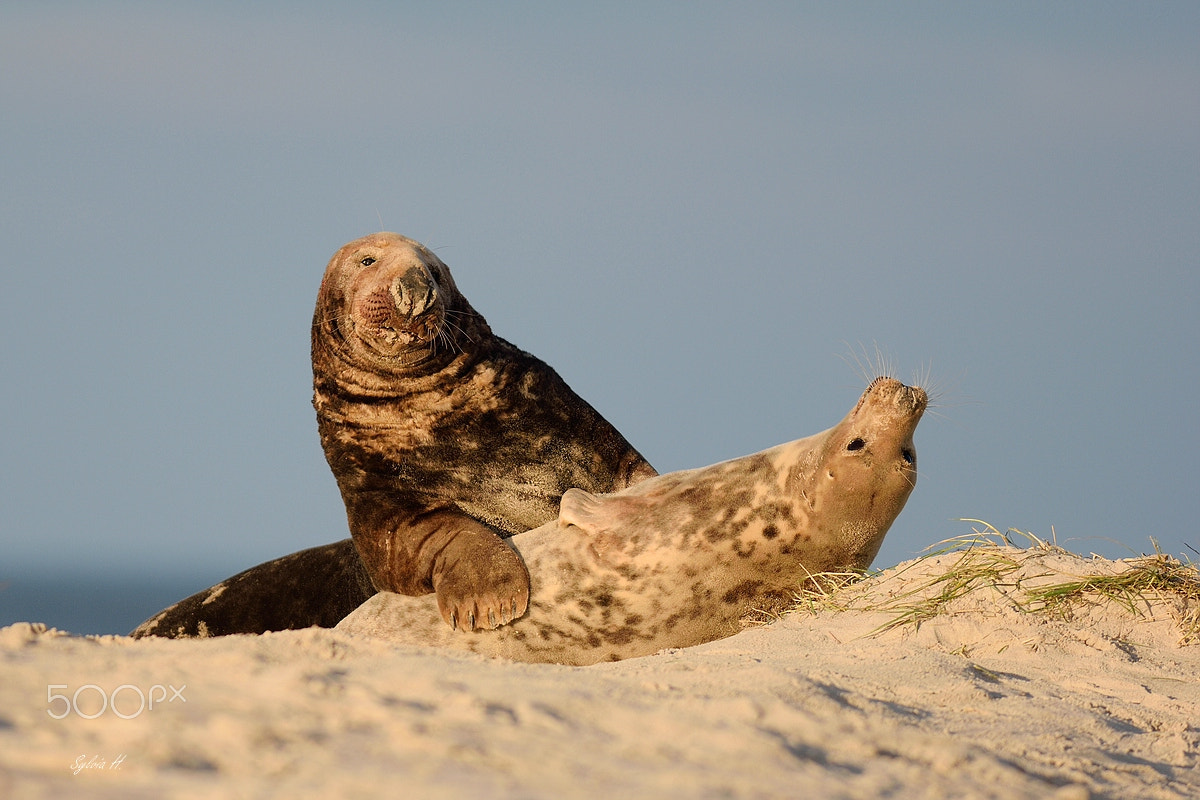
[[847, 438, 865, 451], [902, 448, 915, 465]]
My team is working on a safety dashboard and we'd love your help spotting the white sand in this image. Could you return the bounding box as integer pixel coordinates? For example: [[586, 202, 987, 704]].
[[2, 547, 1197, 799]]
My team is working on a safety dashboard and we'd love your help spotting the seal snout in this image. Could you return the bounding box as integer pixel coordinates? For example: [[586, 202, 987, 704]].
[[863, 377, 928, 416], [392, 265, 439, 318], [894, 384, 928, 415]]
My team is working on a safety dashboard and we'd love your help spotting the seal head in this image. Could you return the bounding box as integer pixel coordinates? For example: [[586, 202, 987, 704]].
[[314, 233, 470, 375]]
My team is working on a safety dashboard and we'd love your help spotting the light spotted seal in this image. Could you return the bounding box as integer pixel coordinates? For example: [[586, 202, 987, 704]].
[[336, 376, 927, 665], [132, 233, 654, 639]]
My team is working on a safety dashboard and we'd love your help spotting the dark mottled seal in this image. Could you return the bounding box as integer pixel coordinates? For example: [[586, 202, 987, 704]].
[[131, 540, 370, 639], [337, 377, 928, 665], [132, 232, 654, 640], [313, 232, 655, 630]]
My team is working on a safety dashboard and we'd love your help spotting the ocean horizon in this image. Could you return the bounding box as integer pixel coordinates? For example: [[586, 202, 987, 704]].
[[0, 571, 218, 637]]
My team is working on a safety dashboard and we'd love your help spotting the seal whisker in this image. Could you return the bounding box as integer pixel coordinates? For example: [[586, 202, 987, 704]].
[[911, 360, 931, 393], [901, 468, 920, 490], [837, 341, 869, 386], [313, 310, 355, 328], [441, 309, 477, 344], [911, 369, 974, 429], [839, 340, 897, 385], [437, 316, 472, 353]]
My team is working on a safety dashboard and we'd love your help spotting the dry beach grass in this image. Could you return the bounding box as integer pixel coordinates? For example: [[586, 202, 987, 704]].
[[2, 524, 1197, 799], [793, 522, 1200, 646]]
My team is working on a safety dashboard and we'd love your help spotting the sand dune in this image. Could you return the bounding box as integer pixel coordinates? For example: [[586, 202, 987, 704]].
[[2, 545, 1197, 799]]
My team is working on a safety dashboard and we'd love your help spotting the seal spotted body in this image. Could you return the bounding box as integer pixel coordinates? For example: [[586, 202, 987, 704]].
[[337, 377, 928, 665], [132, 233, 654, 639]]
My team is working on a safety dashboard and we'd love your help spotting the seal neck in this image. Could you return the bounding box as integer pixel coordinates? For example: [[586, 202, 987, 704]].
[[311, 314, 497, 430]]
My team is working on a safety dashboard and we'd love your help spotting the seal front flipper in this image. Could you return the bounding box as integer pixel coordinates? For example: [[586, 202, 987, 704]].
[[351, 504, 531, 632], [556, 488, 664, 565], [558, 488, 657, 536], [429, 522, 530, 631]]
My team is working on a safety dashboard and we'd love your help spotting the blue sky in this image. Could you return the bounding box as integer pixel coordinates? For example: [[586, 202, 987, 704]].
[[2, 3, 1197, 615]]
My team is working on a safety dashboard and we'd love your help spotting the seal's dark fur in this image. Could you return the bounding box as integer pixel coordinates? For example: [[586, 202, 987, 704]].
[[133, 234, 654, 638], [132, 540, 372, 638]]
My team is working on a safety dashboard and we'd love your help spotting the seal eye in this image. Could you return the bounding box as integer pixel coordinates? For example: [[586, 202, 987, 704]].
[[847, 438, 865, 452], [902, 448, 915, 465], [360, 257, 376, 267]]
